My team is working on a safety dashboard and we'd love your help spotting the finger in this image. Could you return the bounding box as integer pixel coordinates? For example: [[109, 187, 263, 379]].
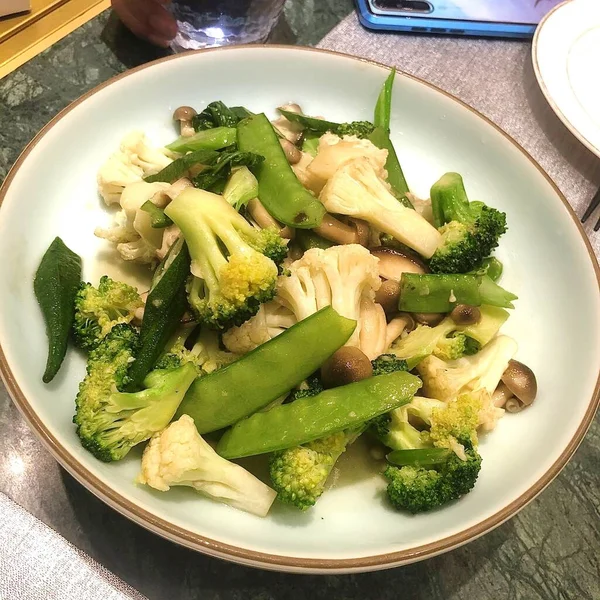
[[111, 0, 153, 39], [111, 0, 175, 44], [125, 0, 176, 39], [148, 8, 178, 40]]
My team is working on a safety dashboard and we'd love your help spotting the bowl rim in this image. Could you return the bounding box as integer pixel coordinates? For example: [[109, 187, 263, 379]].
[[531, 0, 600, 161], [1, 44, 599, 574]]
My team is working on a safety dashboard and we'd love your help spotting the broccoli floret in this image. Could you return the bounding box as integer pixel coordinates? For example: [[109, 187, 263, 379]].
[[288, 374, 324, 402], [164, 188, 287, 330], [429, 392, 482, 451], [74, 325, 197, 462], [335, 121, 376, 138], [155, 326, 237, 374], [73, 276, 143, 350], [370, 396, 445, 451], [270, 428, 362, 510], [391, 310, 507, 369], [384, 438, 481, 513], [371, 354, 408, 376], [429, 173, 507, 274], [433, 333, 469, 361]]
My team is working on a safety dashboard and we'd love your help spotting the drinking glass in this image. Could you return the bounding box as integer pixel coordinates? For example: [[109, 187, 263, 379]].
[[169, 0, 287, 52]]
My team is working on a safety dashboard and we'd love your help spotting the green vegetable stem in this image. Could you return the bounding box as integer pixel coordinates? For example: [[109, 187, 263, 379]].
[[237, 113, 326, 229], [217, 371, 422, 458], [126, 238, 191, 389], [34, 237, 82, 383], [399, 273, 517, 313], [176, 307, 357, 433], [141, 201, 173, 229], [166, 127, 237, 154]]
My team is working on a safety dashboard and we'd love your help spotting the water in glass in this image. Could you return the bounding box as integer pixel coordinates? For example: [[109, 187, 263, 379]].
[[170, 0, 286, 52]]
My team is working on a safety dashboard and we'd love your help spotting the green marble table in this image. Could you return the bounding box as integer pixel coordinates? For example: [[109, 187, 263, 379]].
[[1, 3, 599, 598]]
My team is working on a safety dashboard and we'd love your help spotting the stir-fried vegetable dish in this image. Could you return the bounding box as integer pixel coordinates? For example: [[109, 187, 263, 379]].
[[34, 71, 538, 517]]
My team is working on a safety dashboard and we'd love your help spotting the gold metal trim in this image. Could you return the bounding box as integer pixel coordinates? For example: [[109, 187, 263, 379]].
[[0, 46, 599, 573], [0, 0, 109, 79]]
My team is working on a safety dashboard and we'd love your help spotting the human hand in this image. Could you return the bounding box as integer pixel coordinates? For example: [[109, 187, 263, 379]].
[[111, 0, 178, 47]]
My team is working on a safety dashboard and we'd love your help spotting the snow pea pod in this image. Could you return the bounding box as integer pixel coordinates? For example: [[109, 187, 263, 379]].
[[34, 237, 82, 383], [399, 273, 517, 313], [177, 307, 356, 433], [126, 239, 190, 389], [237, 113, 326, 229], [217, 371, 422, 459]]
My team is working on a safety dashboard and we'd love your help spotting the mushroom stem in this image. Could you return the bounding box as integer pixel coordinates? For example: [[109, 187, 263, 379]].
[[279, 139, 302, 165], [505, 397, 525, 413], [313, 214, 361, 245], [385, 316, 410, 348], [492, 382, 513, 408], [347, 218, 370, 247], [247, 198, 294, 240], [273, 103, 304, 144], [173, 106, 197, 138]]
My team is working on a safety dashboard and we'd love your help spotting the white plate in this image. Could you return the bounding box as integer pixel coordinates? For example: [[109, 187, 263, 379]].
[[0, 46, 599, 573], [533, 0, 600, 158]]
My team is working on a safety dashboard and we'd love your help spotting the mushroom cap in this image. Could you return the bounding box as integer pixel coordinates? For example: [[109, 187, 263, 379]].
[[173, 106, 197, 121], [320, 347, 373, 388], [450, 304, 481, 326], [369, 246, 428, 281], [501, 359, 537, 405], [413, 312, 445, 326], [375, 279, 401, 314]]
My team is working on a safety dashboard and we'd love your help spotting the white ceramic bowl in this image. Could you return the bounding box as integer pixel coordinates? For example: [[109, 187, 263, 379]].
[[0, 47, 598, 573]]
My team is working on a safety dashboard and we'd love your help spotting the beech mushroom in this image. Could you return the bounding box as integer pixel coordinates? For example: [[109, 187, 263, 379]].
[[375, 279, 401, 314], [273, 103, 304, 144], [279, 139, 302, 165], [173, 106, 197, 138], [413, 312, 445, 326], [313, 214, 362, 245], [321, 347, 373, 388], [450, 304, 481, 326], [369, 246, 428, 281], [247, 198, 295, 240], [500, 359, 537, 412]]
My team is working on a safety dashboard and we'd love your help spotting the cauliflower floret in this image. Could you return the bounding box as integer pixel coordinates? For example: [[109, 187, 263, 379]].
[[417, 335, 518, 431], [306, 133, 388, 191], [223, 301, 296, 354], [138, 415, 277, 517], [320, 157, 442, 258], [292, 151, 322, 195], [96, 180, 171, 265], [97, 131, 173, 205], [276, 244, 381, 350]]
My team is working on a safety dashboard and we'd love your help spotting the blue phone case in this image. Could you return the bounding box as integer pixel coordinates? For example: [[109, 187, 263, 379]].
[[355, 0, 537, 39]]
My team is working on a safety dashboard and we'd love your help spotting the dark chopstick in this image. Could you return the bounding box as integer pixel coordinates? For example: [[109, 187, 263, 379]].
[[581, 187, 600, 224]]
